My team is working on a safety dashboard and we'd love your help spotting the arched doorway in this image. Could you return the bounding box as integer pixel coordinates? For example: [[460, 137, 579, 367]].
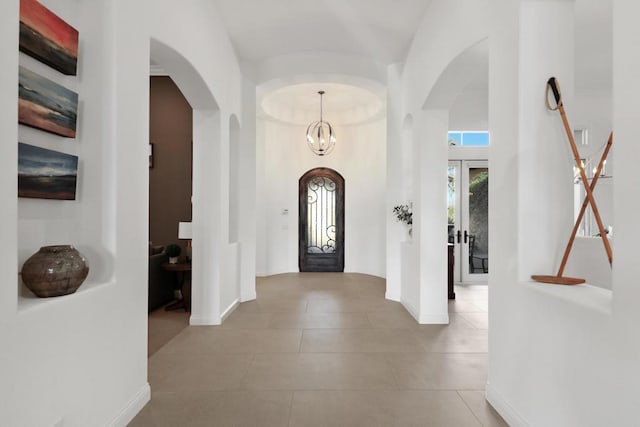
[[299, 168, 345, 272]]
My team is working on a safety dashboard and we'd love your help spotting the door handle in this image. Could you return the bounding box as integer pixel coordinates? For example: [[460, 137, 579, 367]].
[[464, 230, 468, 244], [456, 230, 461, 243]]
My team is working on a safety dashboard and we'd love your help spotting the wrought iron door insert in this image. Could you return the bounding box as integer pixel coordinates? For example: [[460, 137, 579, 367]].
[[299, 168, 344, 272]]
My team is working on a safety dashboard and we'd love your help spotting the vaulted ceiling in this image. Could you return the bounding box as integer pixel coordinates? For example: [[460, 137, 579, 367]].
[[205, 0, 611, 120], [210, 0, 432, 64]]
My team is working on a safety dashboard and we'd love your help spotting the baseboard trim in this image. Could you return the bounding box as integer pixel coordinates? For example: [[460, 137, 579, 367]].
[[385, 291, 401, 302], [189, 314, 221, 325], [107, 382, 150, 427], [486, 381, 529, 427], [418, 313, 449, 324], [221, 299, 239, 322], [240, 292, 256, 303], [401, 299, 419, 321]]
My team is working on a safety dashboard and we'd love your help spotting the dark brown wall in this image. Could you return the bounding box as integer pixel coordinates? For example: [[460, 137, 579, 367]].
[[149, 76, 192, 250]]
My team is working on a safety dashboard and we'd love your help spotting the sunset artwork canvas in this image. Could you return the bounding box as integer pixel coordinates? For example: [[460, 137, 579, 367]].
[[18, 143, 78, 200], [19, 66, 78, 138], [19, 0, 79, 75]]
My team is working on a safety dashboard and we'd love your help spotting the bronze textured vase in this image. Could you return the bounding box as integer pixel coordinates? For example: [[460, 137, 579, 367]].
[[21, 245, 89, 297]]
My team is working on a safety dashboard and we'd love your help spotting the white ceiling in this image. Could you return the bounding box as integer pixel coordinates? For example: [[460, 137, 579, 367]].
[[202, 0, 611, 123], [210, 0, 432, 64], [260, 82, 384, 125]]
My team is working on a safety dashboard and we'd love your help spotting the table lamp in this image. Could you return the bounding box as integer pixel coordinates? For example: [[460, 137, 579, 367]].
[[178, 221, 192, 261]]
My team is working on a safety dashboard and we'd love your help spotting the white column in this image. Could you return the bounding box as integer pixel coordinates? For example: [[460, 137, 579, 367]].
[[238, 76, 257, 302], [385, 64, 404, 301], [609, 1, 640, 418], [191, 109, 222, 325], [416, 109, 449, 324], [612, 0, 640, 319]]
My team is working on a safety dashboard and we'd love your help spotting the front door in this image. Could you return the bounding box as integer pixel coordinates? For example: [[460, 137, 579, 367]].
[[299, 168, 345, 272], [448, 160, 489, 283]]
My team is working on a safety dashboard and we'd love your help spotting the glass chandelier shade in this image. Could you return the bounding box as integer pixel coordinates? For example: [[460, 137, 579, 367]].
[[306, 91, 336, 156]]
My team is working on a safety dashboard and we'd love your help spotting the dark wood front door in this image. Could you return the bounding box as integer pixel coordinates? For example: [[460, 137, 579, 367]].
[[299, 168, 344, 272]]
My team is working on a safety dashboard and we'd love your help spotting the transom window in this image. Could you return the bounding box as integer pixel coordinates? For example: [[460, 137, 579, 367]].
[[448, 131, 490, 147]]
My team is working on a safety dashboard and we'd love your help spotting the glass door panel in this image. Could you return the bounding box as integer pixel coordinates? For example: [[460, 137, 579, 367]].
[[448, 160, 488, 283], [448, 162, 461, 283], [466, 165, 489, 281]]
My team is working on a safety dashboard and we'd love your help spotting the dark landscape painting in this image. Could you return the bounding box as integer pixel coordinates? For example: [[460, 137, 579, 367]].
[[19, 66, 78, 138], [19, 0, 79, 75], [18, 143, 78, 200]]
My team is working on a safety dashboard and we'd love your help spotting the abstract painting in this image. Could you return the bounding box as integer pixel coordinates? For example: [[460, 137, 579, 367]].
[[19, 0, 79, 75], [18, 143, 78, 200], [19, 66, 78, 138]]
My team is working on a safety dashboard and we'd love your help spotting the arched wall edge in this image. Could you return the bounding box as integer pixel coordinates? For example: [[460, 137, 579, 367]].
[[400, 0, 489, 116]]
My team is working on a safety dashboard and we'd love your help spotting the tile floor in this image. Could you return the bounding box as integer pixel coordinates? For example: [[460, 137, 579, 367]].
[[131, 273, 506, 426]]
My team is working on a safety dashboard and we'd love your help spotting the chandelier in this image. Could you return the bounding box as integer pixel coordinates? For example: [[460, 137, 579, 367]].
[[306, 90, 336, 156]]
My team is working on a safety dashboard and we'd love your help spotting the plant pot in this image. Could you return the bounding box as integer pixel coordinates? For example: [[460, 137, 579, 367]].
[[21, 245, 89, 298], [169, 256, 179, 264]]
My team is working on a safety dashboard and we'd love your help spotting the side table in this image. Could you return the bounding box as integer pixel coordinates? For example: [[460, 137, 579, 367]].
[[161, 261, 192, 312]]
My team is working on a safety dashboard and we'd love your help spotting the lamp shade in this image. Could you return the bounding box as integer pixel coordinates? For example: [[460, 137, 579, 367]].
[[178, 222, 192, 239]]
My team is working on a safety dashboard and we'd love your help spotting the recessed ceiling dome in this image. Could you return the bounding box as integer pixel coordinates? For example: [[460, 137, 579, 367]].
[[260, 83, 385, 126]]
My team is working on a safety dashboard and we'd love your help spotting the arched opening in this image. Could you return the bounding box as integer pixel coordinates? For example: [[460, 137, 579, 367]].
[[147, 38, 224, 339], [423, 38, 489, 286]]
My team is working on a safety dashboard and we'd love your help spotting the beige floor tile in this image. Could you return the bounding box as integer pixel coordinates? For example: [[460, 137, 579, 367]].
[[141, 273, 496, 425], [458, 390, 509, 427], [366, 310, 419, 329], [148, 352, 254, 392], [413, 327, 488, 352], [147, 308, 189, 357], [269, 312, 372, 329], [454, 284, 489, 295], [448, 300, 487, 313], [458, 312, 489, 329], [301, 329, 426, 353], [128, 391, 202, 427], [415, 313, 477, 329], [289, 390, 481, 427], [386, 353, 487, 390], [307, 296, 405, 313], [242, 353, 399, 390], [466, 299, 489, 312], [236, 297, 309, 313], [219, 311, 274, 329], [130, 390, 293, 427], [159, 327, 302, 354]]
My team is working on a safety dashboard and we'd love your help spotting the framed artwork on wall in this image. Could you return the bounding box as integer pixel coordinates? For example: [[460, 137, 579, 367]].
[[18, 142, 78, 200], [18, 66, 78, 138], [19, 0, 79, 76]]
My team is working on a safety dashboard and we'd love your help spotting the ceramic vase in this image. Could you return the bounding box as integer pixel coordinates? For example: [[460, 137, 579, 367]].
[[21, 245, 89, 297]]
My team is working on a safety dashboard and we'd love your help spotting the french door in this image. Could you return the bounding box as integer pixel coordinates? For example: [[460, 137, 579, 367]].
[[448, 160, 489, 283]]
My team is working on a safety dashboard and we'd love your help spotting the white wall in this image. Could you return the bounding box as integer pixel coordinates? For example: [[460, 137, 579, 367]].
[[17, 2, 115, 284], [256, 118, 387, 277], [2, 2, 148, 426], [148, 0, 248, 325], [389, 0, 489, 322], [449, 87, 488, 131], [486, 0, 640, 425], [1, 0, 246, 425]]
